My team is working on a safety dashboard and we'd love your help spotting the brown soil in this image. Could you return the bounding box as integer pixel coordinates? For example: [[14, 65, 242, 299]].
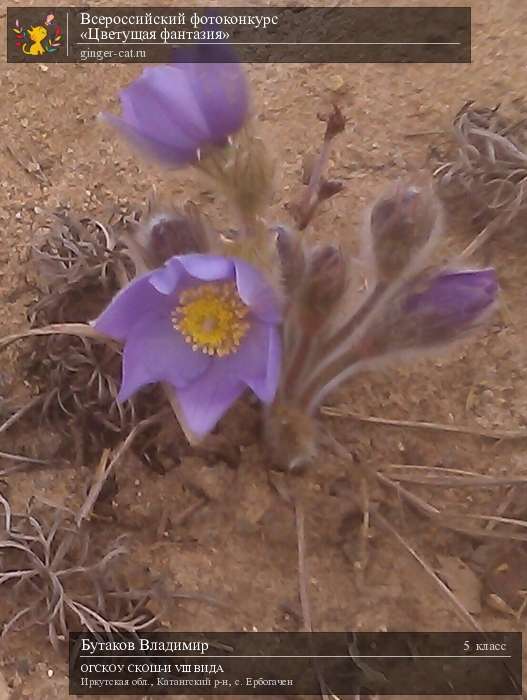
[[1, 1, 527, 699]]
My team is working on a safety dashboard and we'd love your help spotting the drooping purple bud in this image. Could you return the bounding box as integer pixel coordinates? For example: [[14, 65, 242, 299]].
[[135, 209, 210, 268], [406, 267, 498, 328], [382, 267, 499, 351], [368, 182, 443, 283]]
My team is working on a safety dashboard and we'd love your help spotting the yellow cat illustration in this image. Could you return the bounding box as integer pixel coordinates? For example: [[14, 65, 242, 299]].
[[23, 25, 47, 56]]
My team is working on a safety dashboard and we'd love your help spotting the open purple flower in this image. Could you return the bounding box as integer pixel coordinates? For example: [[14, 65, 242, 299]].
[[93, 255, 281, 438], [101, 45, 249, 166]]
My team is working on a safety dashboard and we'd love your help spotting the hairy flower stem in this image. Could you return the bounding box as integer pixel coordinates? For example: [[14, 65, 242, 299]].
[[295, 106, 345, 229], [196, 153, 228, 190], [277, 282, 386, 405], [284, 338, 313, 394], [298, 279, 407, 409], [297, 139, 333, 230], [281, 317, 319, 396], [299, 342, 375, 412], [318, 282, 386, 361]]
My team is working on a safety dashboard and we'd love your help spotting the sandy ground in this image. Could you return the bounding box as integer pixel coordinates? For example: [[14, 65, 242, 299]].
[[1, 0, 527, 698]]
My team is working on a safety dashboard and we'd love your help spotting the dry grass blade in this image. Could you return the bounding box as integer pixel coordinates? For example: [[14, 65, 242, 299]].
[[329, 434, 527, 543], [270, 478, 338, 699], [381, 464, 527, 489], [0, 451, 47, 464], [77, 412, 166, 526], [294, 498, 338, 700], [0, 463, 56, 478], [375, 472, 440, 517], [322, 405, 527, 440], [377, 471, 527, 543], [295, 501, 312, 633], [374, 510, 485, 632], [0, 323, 113, 352], [457, 218, 503, 260], [459, 512, 527, 529], [373, 513, 526, 698], [76, 448, 112, 526], [5, 142, 49, 183], [0, 396, 44, 436], [384, 463, 490, 478]]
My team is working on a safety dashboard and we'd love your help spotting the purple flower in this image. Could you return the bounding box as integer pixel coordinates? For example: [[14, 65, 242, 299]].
[[101, 47, 248, 166], [93, 255, 282, 438], [406, 268, 497, 320], [398, 267, 498, 347]]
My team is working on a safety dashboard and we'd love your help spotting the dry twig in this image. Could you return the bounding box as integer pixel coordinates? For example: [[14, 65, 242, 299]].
[[322, 405, 527, 441]]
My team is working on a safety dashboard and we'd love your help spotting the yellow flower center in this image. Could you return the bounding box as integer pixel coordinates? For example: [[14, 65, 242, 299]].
[[172, 282, 250, 357]]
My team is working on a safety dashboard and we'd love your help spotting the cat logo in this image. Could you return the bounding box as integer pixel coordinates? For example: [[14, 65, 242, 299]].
[[12, 14, 62, 56]]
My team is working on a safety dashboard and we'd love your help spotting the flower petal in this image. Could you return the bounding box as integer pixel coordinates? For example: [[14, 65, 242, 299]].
[[92, 272, 172, 341], [102, 64, 215, 166], [251, 323, 281, 403], [171, 25, 240, 66], [189, 62, 249, 142], [233, 258, 282, 323], [175, 363, 245, 438], [135, 65, 211, 144], [178, 254, 234, 281], [217, 321, 281, 403], [120, 74, 202, 147], [148, 257, 186, 295], [101, 112, 197, 167], [170, 19, 248, 141], [118, 313, 210, 401], [405, 268, 498, 324]]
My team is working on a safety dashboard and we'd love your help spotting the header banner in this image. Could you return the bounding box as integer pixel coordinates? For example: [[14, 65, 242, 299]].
[[7, 7, 471, 64]]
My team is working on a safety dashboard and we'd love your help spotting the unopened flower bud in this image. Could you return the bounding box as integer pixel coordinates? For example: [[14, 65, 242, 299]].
[[275, 225, 306, 294], [301, 244, 347, 319], [369, 182, 443, 283], [136, 211, 209, 267], [377, 267, 498, 352]]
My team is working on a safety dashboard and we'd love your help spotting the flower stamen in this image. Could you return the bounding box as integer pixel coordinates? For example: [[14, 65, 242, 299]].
[[172, 282, 250, 356]]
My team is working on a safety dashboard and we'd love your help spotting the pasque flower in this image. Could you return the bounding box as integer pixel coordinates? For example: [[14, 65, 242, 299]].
[[374, 267, 499, 353], [401, 267, 498, 345], [93, 255, 281, 438], [101, 45, 249, 166]]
